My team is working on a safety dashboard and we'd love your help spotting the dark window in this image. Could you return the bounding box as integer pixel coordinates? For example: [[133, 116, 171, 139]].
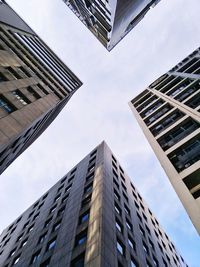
[[143, 242, 149, 254], [114, 202, 122, 215], [31, 251, 41, 264], [53, 221, 61, 232], [13, 255, 20, 265], [47, 238, 56, 251], [44, 217, 52, 228], [12, 90, 30, 105], [79, 211, 89, 224], [27, 86, 40, 99], [0, 73, 7, 82], [114, 189, 120, 201], [128, 236, 135, 250], [21, 238, 28, 248], [115, 219, 123, 233], [84, 183, 93, 194], [75, 230, 87, 247], [71, 253, 85, 267], [65, 185, 72, 193], [40, 258, 51, 267], [81, 195, 91, 207], [116, 239, 125, 255], [126, 219, 133, 231], [0, 97, 15, 113], [131, 258, 138, 267], [38, 232, 47, 244]]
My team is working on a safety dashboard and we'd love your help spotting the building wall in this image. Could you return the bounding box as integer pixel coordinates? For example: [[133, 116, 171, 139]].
[[0, 142, 187, 267], [129, 47, 200, 234]]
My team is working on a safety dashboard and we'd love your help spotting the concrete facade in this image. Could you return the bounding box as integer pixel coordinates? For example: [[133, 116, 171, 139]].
[[129, 47, 200, 234], [0, 142, 187, 267], [0, 1, 82, 174], [63, 0, 161, 51]]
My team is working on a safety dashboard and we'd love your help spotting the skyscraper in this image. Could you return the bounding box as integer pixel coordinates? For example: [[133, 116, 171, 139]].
[[0, 142, 187, 267], [63, 0, 161, 51], [129, 48, 200, 234], [0, 1, 82, 174]]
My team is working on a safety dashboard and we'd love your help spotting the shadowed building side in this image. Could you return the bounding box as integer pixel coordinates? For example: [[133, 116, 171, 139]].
[[0, 142, 187, 267], [0, 1, 82, 174]]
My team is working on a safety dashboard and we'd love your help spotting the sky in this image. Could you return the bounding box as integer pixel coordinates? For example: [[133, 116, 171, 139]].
[[1, 0, 200, 266]]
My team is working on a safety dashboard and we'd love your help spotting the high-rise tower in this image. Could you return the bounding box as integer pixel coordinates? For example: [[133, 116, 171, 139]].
[[63, 0, 161, 51], [129, 48, 200, 234], [0, 1, 82, 174], [0, 142, 187, 267]]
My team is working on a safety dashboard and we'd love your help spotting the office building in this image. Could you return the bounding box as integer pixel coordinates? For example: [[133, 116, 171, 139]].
[[129, 48, 200, 234], [0, 1, 82, 174], [0, 142, 187, 267], [63, 0, 161, 51]]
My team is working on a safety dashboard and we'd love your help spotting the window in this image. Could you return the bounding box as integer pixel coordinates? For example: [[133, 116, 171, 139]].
[[28, 225, 34, 232], [12, 90, 30, 105], [116, 239, 125, 255], [10, 249, 16, 257], [47, 238, 56, 251], [0, 73, 7, 82], [27, 86, 40, 100], [54, 194, 61, 202], [58, 206, 65, 216], [115, 219, 123, 233], [90, 149, 97, 157], [13, 255, 20, 265], [79, 211, 89, 224], [149, 239, 155, 250], [42, 193, 48, 200], [114, 203, 122, 215], [126, 219, 132, 231], [40, 258, 51, 267], [50, 205, 57, 214], [0, 97, 15, 113], [70, 168, 77, 175], [128, 236, 135, 250], [88, 164, 95, 173], [17, 234, 23, 242], [60, 176, 67, 184], [75, 230, 87, 247], [143, 242, 149, 254], [131, 258, 138, 267], [123, 192, 129, 203], [38, 232, 47, 244], [44, 217, 52, 228], [84, 184, 93, 194], [31, 251, 41, 264], [81, 195, 91, 207], [62, 194, 69, 203], [86, 172, 94, 182], [6, 67, 21, 79], [68, 175, 75, 184], [153, 257, 159, 266], [33, 213, 39, 221], [21, 239, 28, 247], [53, 221, 61, 232], [65, 185, 72, 193], [124, 205, 130, 216], [114, 189, 120, 201], [71, 253, 85, 267], [140, 226, 145, 237]]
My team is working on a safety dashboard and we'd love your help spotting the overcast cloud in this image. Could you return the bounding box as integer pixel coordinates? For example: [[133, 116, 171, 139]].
[[1, 0, 200, 266]]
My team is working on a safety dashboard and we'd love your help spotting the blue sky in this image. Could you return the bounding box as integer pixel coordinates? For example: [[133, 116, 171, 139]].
[[1, 0, 200, 266]]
